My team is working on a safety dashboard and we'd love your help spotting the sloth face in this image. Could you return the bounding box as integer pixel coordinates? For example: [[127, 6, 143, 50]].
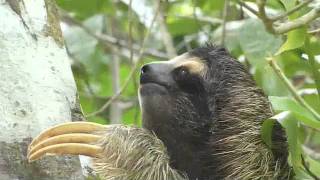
[[139, 52, 211, 140], [138, 50, 217, 177], [139, 53, 207, 96]]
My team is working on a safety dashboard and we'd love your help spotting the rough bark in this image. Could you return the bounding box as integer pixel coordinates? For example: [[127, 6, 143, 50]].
[[0, 0, 84, 179]]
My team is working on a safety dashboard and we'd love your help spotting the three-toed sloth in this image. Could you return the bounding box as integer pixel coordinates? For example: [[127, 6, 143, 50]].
[[28, 44, 290, 180]]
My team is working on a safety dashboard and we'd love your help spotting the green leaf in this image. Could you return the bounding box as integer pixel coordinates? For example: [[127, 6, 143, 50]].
[[277, 0, 307, 55], [57, 0, 112, 20], [213, 21, 243, 56], [304, 93, 320, 114], [167, 18, 200, 36], [261, 119, 276, 148], [277, 27, 307, 55], [269, 96, 320, 128], [123, 107, 141, 126], [198, 0, 224, 12], [280, 0, 297, 10], [305, 155, 320, 176], [255, 66, 289, 96], [309, 36, 320, 55], [239, 19, 282, 68], [90, 117, 108, 125], [277, 51, 310, 77]]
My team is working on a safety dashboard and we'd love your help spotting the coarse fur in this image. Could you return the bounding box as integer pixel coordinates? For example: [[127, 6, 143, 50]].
[[190, 44, 290, 179], [93, 125, 187, 180], [93, 44, 290, 180]]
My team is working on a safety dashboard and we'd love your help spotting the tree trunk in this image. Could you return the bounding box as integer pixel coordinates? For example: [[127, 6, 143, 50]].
[[0, 0, 84, 179]]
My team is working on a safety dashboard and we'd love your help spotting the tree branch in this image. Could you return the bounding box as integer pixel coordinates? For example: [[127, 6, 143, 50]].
[[86, 0, 161, 118], [256, 0, 275, 33], [309, 28, 320, 34], [303, 145, 320, 161], [128, 0, 140, 125], [128, 0, 134, 65], [270, 0, 314, 21], [221, 0, 229, 45], [239, 0, 320, 35], [238, 1, 259, 17], [175, 15, 222, 25], [267, 57, 320, 121], [157, 1, 177, 58], [107, 13, 122, 124], [274, 6, 320, 34]]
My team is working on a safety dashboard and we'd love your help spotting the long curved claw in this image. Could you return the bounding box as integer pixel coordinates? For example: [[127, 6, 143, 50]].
[[28, 133, 101, 157], [28, 143, 102, 162], [27, 122, 107, 162]]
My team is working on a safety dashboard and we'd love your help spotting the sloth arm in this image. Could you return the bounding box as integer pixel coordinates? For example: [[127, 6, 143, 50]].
[[27, 122, 186, 180]]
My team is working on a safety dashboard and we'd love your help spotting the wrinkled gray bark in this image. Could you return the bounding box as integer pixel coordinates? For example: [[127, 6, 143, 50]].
[[0, 0, 84, 179]]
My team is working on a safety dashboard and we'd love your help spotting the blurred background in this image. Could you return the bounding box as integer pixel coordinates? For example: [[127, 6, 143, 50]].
[[57, 0, 320, 177]]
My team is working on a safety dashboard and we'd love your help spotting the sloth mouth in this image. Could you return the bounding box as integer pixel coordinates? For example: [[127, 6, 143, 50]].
[[140, 83, 168, 95], [141, 82, 168, 89], [140, 75, 169, 89], [139, 79, 168, 96]]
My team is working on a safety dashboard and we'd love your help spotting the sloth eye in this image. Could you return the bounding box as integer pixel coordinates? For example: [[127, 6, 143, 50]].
[[173, 67, 204, 94], [178, 68, 188, 77], [173, 67, 190, 81], [174, 67, 189, 78]]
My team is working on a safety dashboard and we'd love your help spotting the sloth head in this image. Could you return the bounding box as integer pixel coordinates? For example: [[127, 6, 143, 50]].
[[138, 44, 262, 178], [139, 51, 211, 138]]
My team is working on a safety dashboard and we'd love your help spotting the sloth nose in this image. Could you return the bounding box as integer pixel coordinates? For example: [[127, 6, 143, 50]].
[[141, 64, 151, 75], [140, 64, 155, 85], [140, 63, 172, 77], [140, 63, 175, 87]]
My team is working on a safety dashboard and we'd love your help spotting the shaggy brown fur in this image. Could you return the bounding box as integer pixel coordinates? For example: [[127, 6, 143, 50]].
[[207, 65, 289, 179], [190, 45, 290, 179], [95, 44, 290, 180]]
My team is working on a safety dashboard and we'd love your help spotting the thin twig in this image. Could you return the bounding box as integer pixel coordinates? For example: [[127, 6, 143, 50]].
[[303, 145, 320, 161], [107, 10, 122, 124], [175, 15, 222, 25], [68, 51, 95, 97], [238, 1, 259, 17], [256, 0, 268, 18], [157, 1, 177, 57], [256, 0, 275, 33], [267, 57, 320, 121], [240, 0, 274, 32], [309, 28, 320, 34], [240, 0, 319, 35], [301, 155, 320, 180], [221, 0, 229, 45], [270, 0, 313, 21], [192, 0, 211, 39], [128, 0, 134, 65], [127, 0, 140, 125], [86, 0, 161, 118], [274, 7, 320, 34]]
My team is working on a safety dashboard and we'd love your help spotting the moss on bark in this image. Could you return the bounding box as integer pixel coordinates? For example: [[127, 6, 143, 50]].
[[43, 0, 64, 47]]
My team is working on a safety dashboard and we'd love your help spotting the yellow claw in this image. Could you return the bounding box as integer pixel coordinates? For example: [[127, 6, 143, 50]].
[[27, 122, 106, 162], [28, 143, 102, 162]]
